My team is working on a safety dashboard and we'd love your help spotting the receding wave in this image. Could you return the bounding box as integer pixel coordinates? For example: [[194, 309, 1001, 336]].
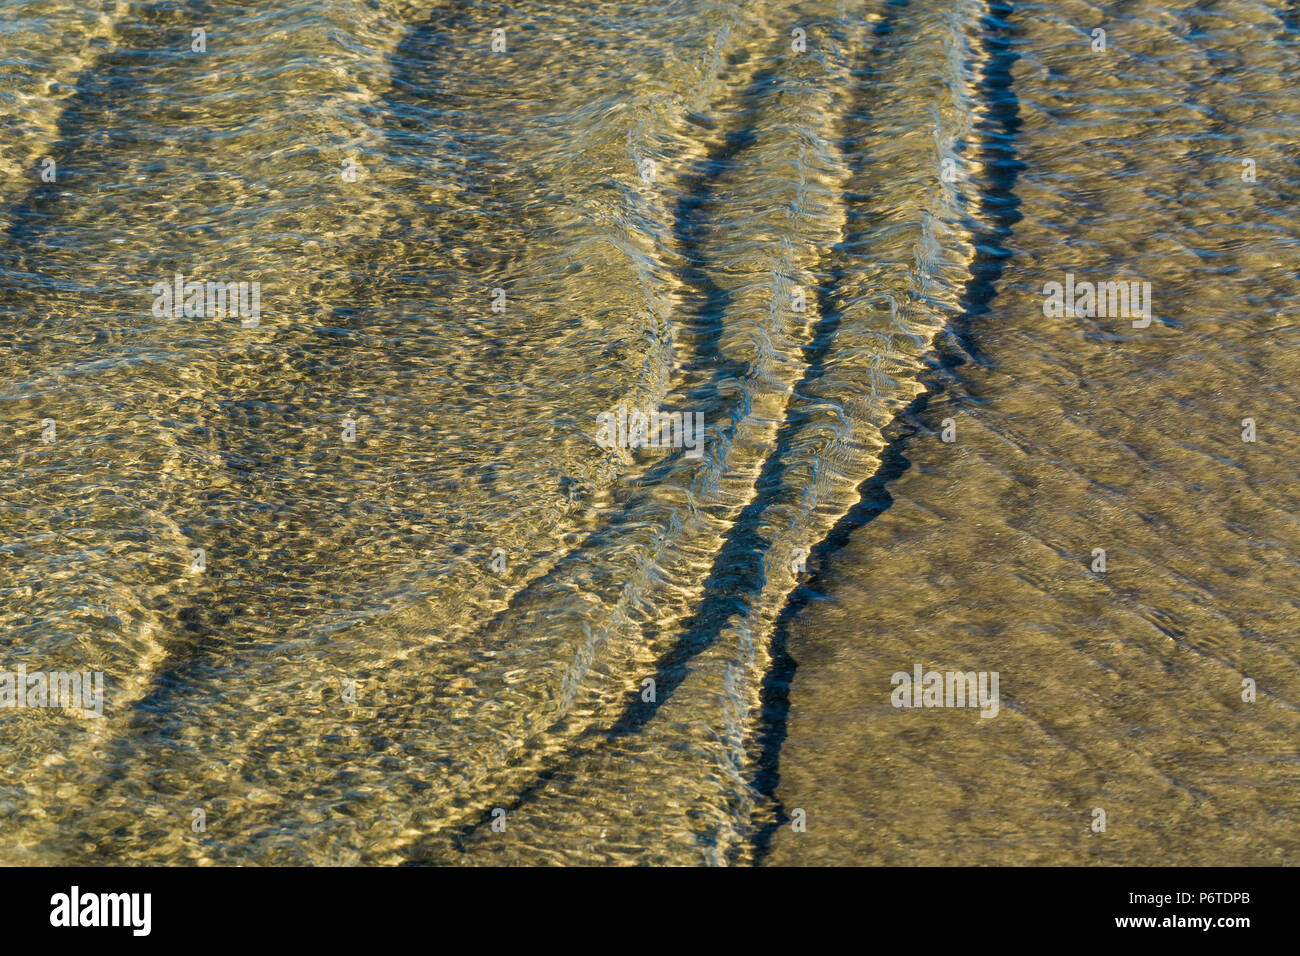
[[6, 0, 1292, 867]]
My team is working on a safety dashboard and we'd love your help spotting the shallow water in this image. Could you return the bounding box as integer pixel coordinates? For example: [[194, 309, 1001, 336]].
[[0, 0, 1295, 865]]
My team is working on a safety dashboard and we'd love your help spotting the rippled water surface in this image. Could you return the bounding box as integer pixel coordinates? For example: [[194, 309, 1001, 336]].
[[0, 0, 1296, 865]]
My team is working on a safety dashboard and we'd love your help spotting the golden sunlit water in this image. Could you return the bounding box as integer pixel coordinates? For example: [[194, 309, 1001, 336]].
[[0, 0, 1296, 865]]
